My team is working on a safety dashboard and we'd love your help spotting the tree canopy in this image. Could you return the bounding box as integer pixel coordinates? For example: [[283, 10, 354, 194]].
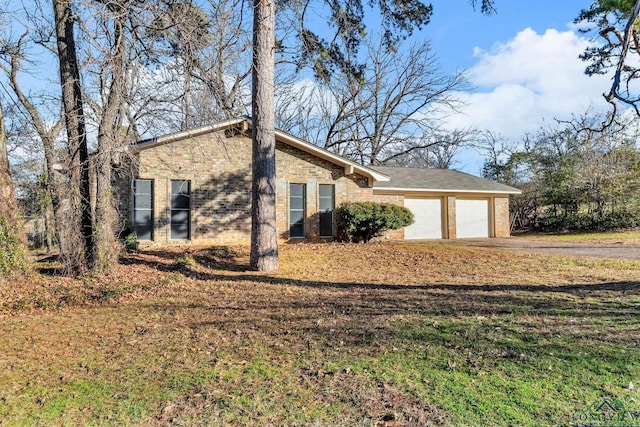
[[577, 0, 640, 121]]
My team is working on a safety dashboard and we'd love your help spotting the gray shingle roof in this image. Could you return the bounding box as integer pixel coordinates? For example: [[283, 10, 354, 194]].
[[371, 166, 521, 194]]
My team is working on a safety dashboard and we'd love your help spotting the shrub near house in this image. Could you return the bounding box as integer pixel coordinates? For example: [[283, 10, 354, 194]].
[[336, 202, 414, 243]]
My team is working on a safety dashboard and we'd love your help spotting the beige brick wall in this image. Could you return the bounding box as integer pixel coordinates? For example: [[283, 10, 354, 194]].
[[274, 141, 373, 240], [446, 196, 456, 239], [116, 129, 513, 244], [118, 130, 374, 244], [493, 197, 511, 237]]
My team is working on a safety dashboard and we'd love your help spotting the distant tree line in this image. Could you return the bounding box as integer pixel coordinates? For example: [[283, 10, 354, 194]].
[[479, 114, 640, 232]]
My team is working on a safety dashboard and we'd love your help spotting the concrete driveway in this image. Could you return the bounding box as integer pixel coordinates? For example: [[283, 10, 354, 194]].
[[448, 238, 640, 260]]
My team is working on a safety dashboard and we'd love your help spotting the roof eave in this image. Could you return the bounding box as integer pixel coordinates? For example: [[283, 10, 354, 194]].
[[373, 186, 522, 195], [133, 118, 246, 152]]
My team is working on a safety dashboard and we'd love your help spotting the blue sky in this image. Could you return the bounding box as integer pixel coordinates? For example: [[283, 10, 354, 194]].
[[428, 1, 592, 73], [411, 1, 613, 173], [2, 0, 611, 174]]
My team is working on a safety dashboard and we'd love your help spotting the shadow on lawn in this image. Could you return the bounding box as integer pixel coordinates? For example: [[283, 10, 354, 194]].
[[124, 247, 640, 292], [136, 250, 640, 292], [34, 253, 68, 276], [121, 247, 248, 272], [139, 276, 640, 364], [115, 248, 640, 425], [123, 247, 640, 328]]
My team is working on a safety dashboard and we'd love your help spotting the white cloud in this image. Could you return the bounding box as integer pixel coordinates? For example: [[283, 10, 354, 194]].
[[444, 27, 612, 140]]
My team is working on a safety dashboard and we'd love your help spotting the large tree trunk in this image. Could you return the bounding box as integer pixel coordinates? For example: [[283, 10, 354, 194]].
[[52, 0, 94, 274], [94, 1, 127, 273], [0, 103, 18, 223], [249, 0, 278, 271]]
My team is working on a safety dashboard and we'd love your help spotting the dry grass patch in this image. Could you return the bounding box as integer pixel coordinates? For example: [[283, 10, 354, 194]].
[[515, 229, 640, 244], [0, 242, 639, 426]]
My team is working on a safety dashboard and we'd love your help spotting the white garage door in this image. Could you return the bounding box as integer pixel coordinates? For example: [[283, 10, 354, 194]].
[[456, 199, 490, 238], [404, 198, 443, 239]]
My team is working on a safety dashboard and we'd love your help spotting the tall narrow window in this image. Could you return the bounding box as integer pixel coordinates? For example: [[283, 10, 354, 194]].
[[133, 179, 153, 240], [289, 183, 305, 238], [319, 184, 334, 237], [171, 180, 190, 240]]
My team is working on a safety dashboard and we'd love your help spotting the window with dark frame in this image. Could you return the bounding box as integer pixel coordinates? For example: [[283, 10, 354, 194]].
[[289, 183, 305, 238], [319, 184, 334, 237], [170, 180, 191, 240], [133, 179, 153, 240]]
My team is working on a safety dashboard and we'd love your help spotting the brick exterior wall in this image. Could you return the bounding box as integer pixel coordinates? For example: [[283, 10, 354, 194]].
[[446, 196, 456, 239], [116, 127, 513, 245], [493, 197, 511, 237], [117, 129, 375, 245]]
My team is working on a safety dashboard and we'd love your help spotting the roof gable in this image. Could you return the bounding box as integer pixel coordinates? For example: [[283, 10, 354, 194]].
[[134, 117, 390, 183]]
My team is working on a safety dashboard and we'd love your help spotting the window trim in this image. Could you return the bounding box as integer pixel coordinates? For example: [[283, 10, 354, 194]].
[[318, 184, 335, 238], [289, 183, 306, 238], [170, 179, 191, 240], [133, 178, 153, 241]]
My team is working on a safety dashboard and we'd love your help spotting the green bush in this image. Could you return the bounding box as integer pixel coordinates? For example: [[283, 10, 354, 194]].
[[0, 218, 28, 276], [532, 210, 640, 232], [335, 202, 414, 243]]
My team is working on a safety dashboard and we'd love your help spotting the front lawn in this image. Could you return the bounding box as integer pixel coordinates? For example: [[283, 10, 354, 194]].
[[514, 229, 640, 244], [0, 242, 639, 426]]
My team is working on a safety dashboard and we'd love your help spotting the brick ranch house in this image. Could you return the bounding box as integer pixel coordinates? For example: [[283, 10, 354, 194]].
[[115, 117, 520, 245]]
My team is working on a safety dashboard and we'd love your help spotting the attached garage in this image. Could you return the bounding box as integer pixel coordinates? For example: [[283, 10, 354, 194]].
[[370, 166, 521, 240], [455, 199, 490, 238], [403, 198, 443, 239]]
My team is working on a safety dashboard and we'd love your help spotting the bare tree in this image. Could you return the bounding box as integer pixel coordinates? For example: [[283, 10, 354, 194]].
[[190, 0, 252, 121], [0, 32, 66, 253], [603, 0, 640, 113], [0, 101, 17, 225], [391, 129, 478, 169], [88, 0, 131, 271], [52, 0, 94, 274], [277, 38, 468, 166], [150, 0, 211, 130], [0, 100, 28, 274], [144, 0, 252, 129]]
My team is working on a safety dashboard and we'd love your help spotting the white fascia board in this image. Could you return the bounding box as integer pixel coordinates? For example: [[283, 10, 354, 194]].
[[133, 118, 246, 152], [273, 130, 390, 182], [374, 187, 522, 195]]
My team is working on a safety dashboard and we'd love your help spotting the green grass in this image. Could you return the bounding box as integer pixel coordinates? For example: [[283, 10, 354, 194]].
[[1, 243, 639, 425], [515, 229, 640, 244]]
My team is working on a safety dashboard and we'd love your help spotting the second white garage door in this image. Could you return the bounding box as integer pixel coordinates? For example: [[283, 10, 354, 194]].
[[404, 198, 443, 239], [455, 199, 490, 238]]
